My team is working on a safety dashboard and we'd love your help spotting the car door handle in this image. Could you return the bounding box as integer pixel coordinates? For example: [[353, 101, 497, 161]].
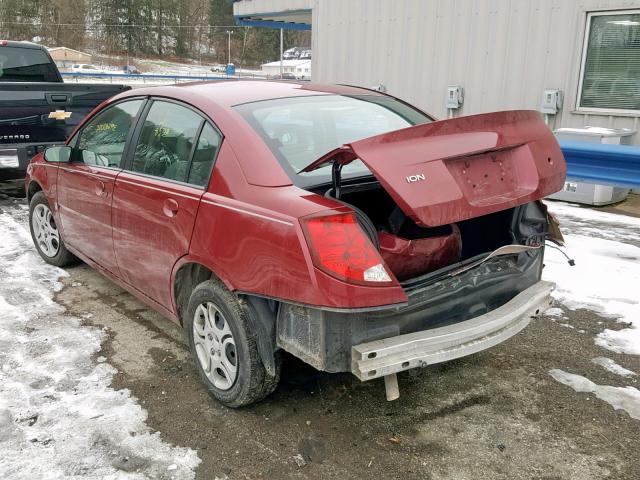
[[94, 180, 106, 196], [163, 198, 179, 217]]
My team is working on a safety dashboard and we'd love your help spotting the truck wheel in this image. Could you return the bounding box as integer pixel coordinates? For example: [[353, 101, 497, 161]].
[[185, 279, 280, 407], [29, 191, 77, 267]]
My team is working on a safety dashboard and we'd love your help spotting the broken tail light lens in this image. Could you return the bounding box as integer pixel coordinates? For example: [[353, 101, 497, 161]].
[[300, 212, 394, 285]]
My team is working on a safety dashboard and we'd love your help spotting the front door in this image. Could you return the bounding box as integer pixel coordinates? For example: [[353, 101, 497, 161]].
[[57, 99, 144, 274], [112, 100, 221, 309]]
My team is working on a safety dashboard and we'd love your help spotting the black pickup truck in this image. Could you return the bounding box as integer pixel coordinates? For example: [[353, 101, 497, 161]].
[[0, 40, 130, 180]]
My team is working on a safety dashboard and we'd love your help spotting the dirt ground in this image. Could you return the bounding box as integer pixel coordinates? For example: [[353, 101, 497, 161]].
[[53, 265, 640, 480], [2, 186, 639, 480]]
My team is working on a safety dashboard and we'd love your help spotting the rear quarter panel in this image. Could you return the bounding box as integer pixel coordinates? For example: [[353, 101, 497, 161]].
[[183, 146, 407, 309]]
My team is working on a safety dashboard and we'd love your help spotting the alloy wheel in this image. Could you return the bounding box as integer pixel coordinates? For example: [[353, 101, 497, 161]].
[[192, 301, 238, 390], [32, 204, 60, 258]]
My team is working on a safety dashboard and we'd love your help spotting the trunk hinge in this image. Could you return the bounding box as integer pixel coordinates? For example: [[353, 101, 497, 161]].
[[332, 161, 344, 199]]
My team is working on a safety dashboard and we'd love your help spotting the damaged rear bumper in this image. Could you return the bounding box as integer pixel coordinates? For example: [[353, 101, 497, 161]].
[[351, 280, 554, 381], [277, 247, 545, 373]]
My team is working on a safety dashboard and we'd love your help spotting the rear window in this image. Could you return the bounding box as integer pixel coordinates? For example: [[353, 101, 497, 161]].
[[0, 46, 60, 82], [234, 94, 431, 187]]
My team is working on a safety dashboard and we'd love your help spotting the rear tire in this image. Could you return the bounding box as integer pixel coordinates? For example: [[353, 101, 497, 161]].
[[29, 191, 77, 267], [185, 279, 280, 407]]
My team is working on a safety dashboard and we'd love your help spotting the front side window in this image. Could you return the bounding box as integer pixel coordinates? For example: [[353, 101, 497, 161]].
[[76, 99, 143, 168], [579, 11, 640, 111], [131, 101, 203, 182], [235, 94, 431, 187]]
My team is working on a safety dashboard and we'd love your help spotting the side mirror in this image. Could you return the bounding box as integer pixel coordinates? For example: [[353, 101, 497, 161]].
[[43, 145, 72, 163]]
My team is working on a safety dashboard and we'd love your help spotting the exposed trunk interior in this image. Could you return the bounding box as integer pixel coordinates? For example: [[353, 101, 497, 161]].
[[313, 180, 547, 282]]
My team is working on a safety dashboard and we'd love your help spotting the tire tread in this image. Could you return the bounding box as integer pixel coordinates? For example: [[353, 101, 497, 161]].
[[29, 191, 77, 267], [186, 279, 280, 407]]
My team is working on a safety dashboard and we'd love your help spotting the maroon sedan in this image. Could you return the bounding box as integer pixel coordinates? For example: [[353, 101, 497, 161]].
[[25, 81, 565, 406]]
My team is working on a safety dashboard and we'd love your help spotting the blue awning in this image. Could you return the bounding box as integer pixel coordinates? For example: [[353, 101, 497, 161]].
[[233, 9, 311, 31]]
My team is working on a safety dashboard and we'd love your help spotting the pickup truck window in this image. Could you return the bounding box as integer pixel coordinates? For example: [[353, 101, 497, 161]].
[[77, 100, 143, 168], [0, 47, 60, 82]]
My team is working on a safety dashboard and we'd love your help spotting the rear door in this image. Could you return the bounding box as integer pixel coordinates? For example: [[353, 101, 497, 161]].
[[57, 99, 145, 274], [112, 99, 222, 308]]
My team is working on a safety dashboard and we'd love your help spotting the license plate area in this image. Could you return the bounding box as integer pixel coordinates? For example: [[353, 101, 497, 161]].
[[445, 146, 539, 207], [0, 149, 19, 168]]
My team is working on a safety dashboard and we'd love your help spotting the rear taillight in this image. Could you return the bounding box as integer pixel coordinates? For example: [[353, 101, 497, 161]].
[[300, 212, 394, 285]]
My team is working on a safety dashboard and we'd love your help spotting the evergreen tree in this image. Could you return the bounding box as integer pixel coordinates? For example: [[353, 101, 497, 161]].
[[0, 0, 310, 67]]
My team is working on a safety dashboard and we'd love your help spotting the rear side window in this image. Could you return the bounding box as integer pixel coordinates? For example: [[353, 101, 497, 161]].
[[188, 123, 222, 187], [77, 99, 143, 168], [0, 46, 60, 82], [131, 101, 202, 182]]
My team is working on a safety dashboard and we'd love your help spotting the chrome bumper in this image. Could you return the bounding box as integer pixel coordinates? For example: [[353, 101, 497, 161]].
[[351, 281, 554, 381], [0, 149, 19, 168]]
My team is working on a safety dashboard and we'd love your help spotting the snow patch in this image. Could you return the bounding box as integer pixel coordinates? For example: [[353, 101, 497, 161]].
[[0, 208, 200, 478], [544, 307, 564, 317], [543, 203, 640, 355], [547, 202, 640, 229], [591, 357, 636, 377], [549, 369, 640, 420]]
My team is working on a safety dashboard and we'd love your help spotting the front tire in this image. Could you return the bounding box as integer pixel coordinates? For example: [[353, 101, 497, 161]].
[[29, 191, 77, 267], [185, 279, 280, 407]]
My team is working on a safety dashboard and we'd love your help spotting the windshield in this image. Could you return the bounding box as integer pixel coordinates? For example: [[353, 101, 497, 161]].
[[0, 46, 60, 82], [234, 94, 432, 187]]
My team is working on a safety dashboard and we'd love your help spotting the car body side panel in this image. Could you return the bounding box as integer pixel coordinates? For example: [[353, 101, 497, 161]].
[[56, 163, 120, 274], [112, 171, 203, 310], [189, 194, 408, 309], [25, 155, 58, 204], [27, 155, 180, 324], [63, 236, 179, 323], [186, 147, 408, 310]]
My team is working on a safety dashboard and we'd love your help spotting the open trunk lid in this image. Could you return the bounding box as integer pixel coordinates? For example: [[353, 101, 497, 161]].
[[301, 110, 566, 227]]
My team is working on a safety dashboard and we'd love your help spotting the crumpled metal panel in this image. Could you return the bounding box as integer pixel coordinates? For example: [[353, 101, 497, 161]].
[[378, 226, 462, 281]]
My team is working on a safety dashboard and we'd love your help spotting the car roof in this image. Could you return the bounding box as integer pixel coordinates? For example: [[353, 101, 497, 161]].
[[118, 80, 384, 109], [105, 81, 391, 187]]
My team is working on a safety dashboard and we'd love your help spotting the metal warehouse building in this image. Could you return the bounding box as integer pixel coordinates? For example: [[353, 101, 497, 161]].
[[233, 0, 640, 145]]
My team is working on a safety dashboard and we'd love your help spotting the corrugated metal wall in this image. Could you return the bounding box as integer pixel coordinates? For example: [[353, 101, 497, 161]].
[[310, 0, 640, 143]]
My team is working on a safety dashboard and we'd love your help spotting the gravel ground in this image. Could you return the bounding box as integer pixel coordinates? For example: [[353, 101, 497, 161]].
[[1, 189, 639, 480]]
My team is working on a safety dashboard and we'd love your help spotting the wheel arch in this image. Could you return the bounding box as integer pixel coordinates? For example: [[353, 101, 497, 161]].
[[172, 257, 231, 326], [26, 180, 43, 203], [171, 256, 279, 376]]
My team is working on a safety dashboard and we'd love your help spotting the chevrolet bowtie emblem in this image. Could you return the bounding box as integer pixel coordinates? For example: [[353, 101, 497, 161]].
[[48, 110, 72, 120]]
